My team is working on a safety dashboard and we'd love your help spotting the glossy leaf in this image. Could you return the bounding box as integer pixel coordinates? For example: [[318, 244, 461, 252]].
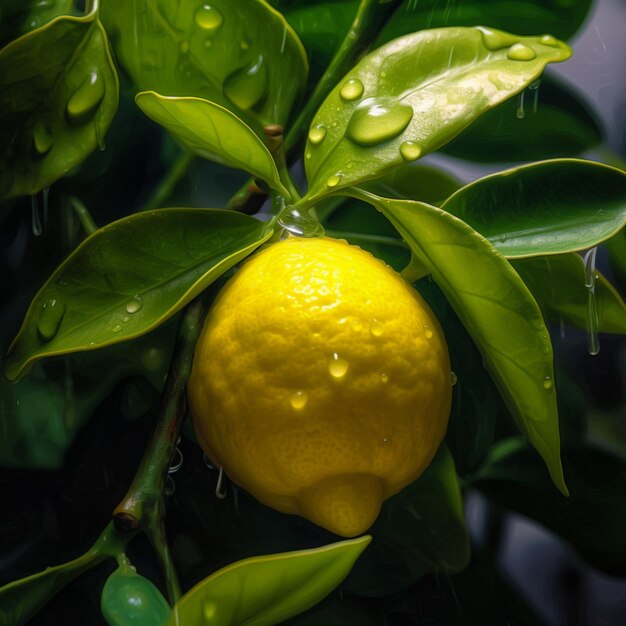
[[348, 189, 567, 494], [0, 0, 74, 47], [0, 8, 119, 200], [513, 253, 626, 334], [0, 523, 123, 626], [345, 446, 469, 596], [304, 26, 571, 202], [101, 562, 170, 626], [441, 159, 626, 258], [361, 163, 461, 206], [475, 438, 626, 576], [100, 0, 307, 132], [5, 209, 273, 382], [378, 0, 592, 51], [136, 92, 289, 196], [443, 76, 602, 162], [165, 536, 371, 626]]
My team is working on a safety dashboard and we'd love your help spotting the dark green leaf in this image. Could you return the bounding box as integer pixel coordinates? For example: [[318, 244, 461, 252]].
[[5, 209, 273, 382], [345, 446, 469, 596], [101, 562, 170, 626], [165, 537, 371, 626], [441, 159, 626, 258], [135, 92, 289, 196], [378, 0, 592, 50], [100, 0, 308, 132], [0, 523, 123, 626], [475, 438, 626, 576], [442, 75, 602, 162], [304, 26, 571, 202], [513, 253, 626, 334], [0, 0, 74, 47], [361, 163, 461, 206], [607, 229, 626, 294], [348, 189, 567, 494], [0, 8, 119, 200]]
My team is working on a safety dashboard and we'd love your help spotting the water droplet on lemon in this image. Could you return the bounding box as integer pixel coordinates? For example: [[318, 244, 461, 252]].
[[290, 391, 308, 410], [329, 353, 349, 378]]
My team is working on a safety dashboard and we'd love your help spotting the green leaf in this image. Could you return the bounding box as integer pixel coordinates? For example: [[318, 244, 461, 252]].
[[0, 0, 75, 47], [474, 438, 626, 576], [304, 26, 571, 202], [0, 523, 122, 626], [135, 92, 289, 196], [165, 537, 371, 626], [360, 163, 461, 206], [348, 189, 567, 495], [378, 0, 592, 50], [0, 8, 119, 200], [442, 75, 602, 162], [513, 253, 626, 334], [345, 445, 469, 596], [100, 0, 307, 132], [5, 209, 273, 382], [606, 229, 626, 294], [101, 562, 170, 626], [441, 159, 626, 258]]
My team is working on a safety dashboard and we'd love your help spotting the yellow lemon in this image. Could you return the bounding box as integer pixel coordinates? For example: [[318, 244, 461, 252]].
[[188, 236, 452, 537]]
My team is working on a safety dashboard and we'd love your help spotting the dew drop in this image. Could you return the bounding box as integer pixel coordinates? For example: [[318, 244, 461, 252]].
[[370, 319, 384, 337], [194, 4, 223, 31], [507, 43, 537, 61], [240, 39, 249, 50], [278, 208, 325, 237], [125, 296, 143, 314], [539, 34, 559, 47], [66, 70, 105, 121], [451, 371, 458, 386], [308, 124, 327, 145], [179, 40, 189, 54], [112, 324, 122, 333], [382, 436, 391, 444], [346, 98, 413, 147], [380, 372, 389, 384], [32, 121, 54, 155], [326, 173, 342, 188], [543, 376, 553, 390], [399, 141, 422, 162], [339, 78, 364, 101], [424, 327, 433, 339], [37, 299, 65, 341], [329, 353, 349, 378], [290, 390, 308, 410], [352, 318, 363, 332], [478, 26, 519, 51], [223, 54, 267, 110]]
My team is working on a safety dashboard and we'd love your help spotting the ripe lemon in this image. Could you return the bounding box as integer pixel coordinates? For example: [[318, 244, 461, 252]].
[[188, 236, 452, 537]]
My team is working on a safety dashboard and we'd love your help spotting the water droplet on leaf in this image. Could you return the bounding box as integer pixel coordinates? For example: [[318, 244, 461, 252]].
[[278, 209, 324, 237], [543, 376, 553, 390], [326, 173, 342, 187], [194, 4, 223, 31], [223, 55, 267, 110], [179, 40, 189, 54], [346, 98, 413, 147], [37, 299, 65, 341], [308, 124, 327, 145], [340, 78, 364, 101], [112, 324, 122, 333], [32, 121, 54, 155], [399, 141, 422, 162], [507, 43, 537, 61], [539, 34, 559, 47], [329, 353, 349, 378], [66, 70, 105, 121], [478, 27, 518, 51], [125, 296, 143, 314]]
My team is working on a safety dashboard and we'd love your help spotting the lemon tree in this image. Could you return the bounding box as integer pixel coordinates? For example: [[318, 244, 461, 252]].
[[2, 0, 626, 625]]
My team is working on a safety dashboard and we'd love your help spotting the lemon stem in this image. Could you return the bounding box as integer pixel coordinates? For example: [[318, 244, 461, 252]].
[[112, 300, 205, 601]]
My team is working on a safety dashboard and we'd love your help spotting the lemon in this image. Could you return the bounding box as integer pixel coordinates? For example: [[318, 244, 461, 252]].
[[188, 236, 452, 537]]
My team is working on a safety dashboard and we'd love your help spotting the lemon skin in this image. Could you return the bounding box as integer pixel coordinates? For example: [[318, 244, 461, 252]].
[[188, 236, 452, 537]]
